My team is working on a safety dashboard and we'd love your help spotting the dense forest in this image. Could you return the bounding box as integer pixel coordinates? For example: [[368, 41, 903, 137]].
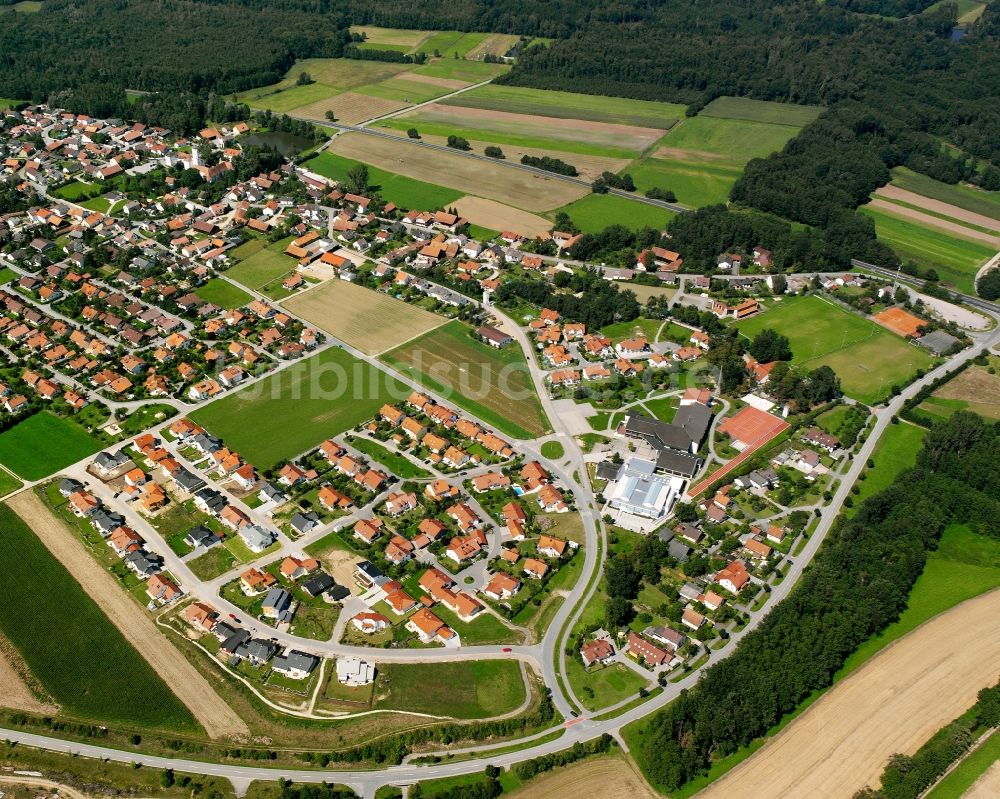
[[636, 411, 1000, 792]]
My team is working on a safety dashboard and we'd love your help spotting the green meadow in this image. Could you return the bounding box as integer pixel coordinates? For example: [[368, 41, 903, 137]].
[[553, 193, 674, 233]]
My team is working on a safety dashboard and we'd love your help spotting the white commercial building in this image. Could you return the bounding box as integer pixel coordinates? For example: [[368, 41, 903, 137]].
[[607, 458, 684, 520]]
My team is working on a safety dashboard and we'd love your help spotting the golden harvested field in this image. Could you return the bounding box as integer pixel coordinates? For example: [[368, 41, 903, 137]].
[[875, 185, 1000, 233], [452, 196, 553, 237], [331, 132, 588, 212], [348, 25, 433, 48], [397, 71, 470, 90], [465, 33, 521, 59], [283, 278, 447, 355], [506, 756, 658, 799], [293, 92, 411, 126], [8, 491, 249, 740], [698, 589, 1000, 799], [399, 103, 666, 152], [627, 284, 678, 303], [292, 58, 413, 90], [932, 364, 1000, 420]]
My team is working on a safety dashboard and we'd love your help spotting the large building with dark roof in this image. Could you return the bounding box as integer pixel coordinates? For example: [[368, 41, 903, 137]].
[[620, 403, 712, 479]]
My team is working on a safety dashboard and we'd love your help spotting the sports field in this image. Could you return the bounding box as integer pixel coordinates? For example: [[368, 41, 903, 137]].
[[442, 84, 686, 128], [738, 295, 934, 403], [381, 320, 550, 439], [373, 660, 525, 719], [552, 193, 674, 233], [305, 150, 463, 210], [0, 502, 197, 729], [699, 96, 823, 127], [190, 347, 409, 468], [328, 133, 587, 212], [861, 205, 994, 294], [283, 279, 446, 355], [0, 412, 102, 480]]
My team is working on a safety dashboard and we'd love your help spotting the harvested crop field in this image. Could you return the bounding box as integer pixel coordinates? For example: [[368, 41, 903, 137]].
[[348, 25, 433, 48], [867, 199, 1000, 246], [451, 197, 552, 237], [872, 306, 927, 338], [283, 279, 446, 355], [874, 185, 1000, 233], [395, 103, 666, 154], [506, 756, 658, 799], [293, 92, 410, 126], [330, 132, 587, 212], [697, 588, 1000, 799], [465, 33, 520, 59], [5, 494, 246, 737], [965, 761, 1000, 799], [395, 71, 470, 90], [923, 360, 1000, 421]]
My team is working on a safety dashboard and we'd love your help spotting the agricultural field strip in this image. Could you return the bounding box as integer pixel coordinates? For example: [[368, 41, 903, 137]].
[[874, 185, 1000, 233], [867, 198, 1000, 247]]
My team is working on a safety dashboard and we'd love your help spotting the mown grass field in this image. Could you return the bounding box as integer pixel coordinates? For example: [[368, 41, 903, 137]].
[[345, 436, 430, 478], [283, 273, 446, 355], [861, 205, 994, 293], [410, 59, 509, 83], [304, 150, 463, 210], [566, 657, 648, 711], [850, 421, 926, 509], [381, 320, 550, 439], [226, 236, 296, 290], [552, 193, 674, 233], [627, 155, 743, 207], [0, 467, 22, 496], [51, 180, 97, 201], [194, 278, 253, 309], [373, 660, 525, 718], [699, 96, 823, 127], [191, 347, 409, 468], [0, 503, 198, 729], [738, 295, 933, 403], [0, 412, 103, 480], [442, 84, 687, 128], [890, 166, 1000, 221], [658, 115, 803, 162]]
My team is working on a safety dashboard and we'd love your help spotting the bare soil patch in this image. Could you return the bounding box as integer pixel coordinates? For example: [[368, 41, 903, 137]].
[[697, 589, 1000, 799], [7, 492, 249, 740], [465, 33, 521, 60], [875, 185, 1000, 233], [294, 92, 411, 126], [0, 632, 58, 714], [284, 279, 446, 355], [316, 546, 363, 591], [506, 756, 658, 799], [964, 760, 1000, 799], [397, 71, 470, 90], [331, 132, 587, 212], [867, 199, 1000, 247], [452, 197, 555, 237]]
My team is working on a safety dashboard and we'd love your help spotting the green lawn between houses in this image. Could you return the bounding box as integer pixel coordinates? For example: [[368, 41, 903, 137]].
[[737, 294, 933, 404], [193, 277, 254, 309], [344, 435, 430, 478], [372, 660, 526, 718], [0, 503, 199, 730], [0, 411, 103, 480], [304, 151, 463, 210], [381, 320, 551, 439], [191, 347, 410, 469]]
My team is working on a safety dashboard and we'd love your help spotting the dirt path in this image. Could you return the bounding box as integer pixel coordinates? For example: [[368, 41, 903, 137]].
[[867, 198, 1000, 247], [875, 185, 1000, 233], [963, 759, 1000, 798], [0, 776, 102, 799], [7, 492, 249, 740], [696, 589, 1000, 799]]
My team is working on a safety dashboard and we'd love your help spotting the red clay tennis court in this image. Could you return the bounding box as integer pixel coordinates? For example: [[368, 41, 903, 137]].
[[872, 307, 925, 338], [686, 406, 789, 499]]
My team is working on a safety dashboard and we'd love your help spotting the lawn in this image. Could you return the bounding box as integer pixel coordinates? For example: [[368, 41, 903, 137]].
[[51, 180, 98, 201], [642, 396, 678, 423], [658, 115, 803, 162], [738, 295, 933, 404], [699, 96, 823, 127], [283, 278, 446, 355], [540, 440, 565, 460], [381, 320, 550, 439], [0, 266, 15, 286], [0, 467, 22, 496], [0, 412, 103, 480], [627, 155, 743, 208], [239, 82, 339, 113], [373, 660, 525, 719], [917, 357, 1000, 423], [851, 422, 926, 509], [194, 278, 253, 309], [0, 98, 26, 109], [190, 347, 409, 469], [566, 657, 648, 712], [345, 435, 430, 478], [304, 150, 463, 210], [553, 194, 674, 234], [226, 236, 296, 291], [861, 205, 994, 294], [600, 317, 664, 343], [889, 167, 1000, 221], [0, 503, 198, 729], [187, 546, 238, 581], [837, 524, 1000, 680], [443, 84, 687, 128]]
